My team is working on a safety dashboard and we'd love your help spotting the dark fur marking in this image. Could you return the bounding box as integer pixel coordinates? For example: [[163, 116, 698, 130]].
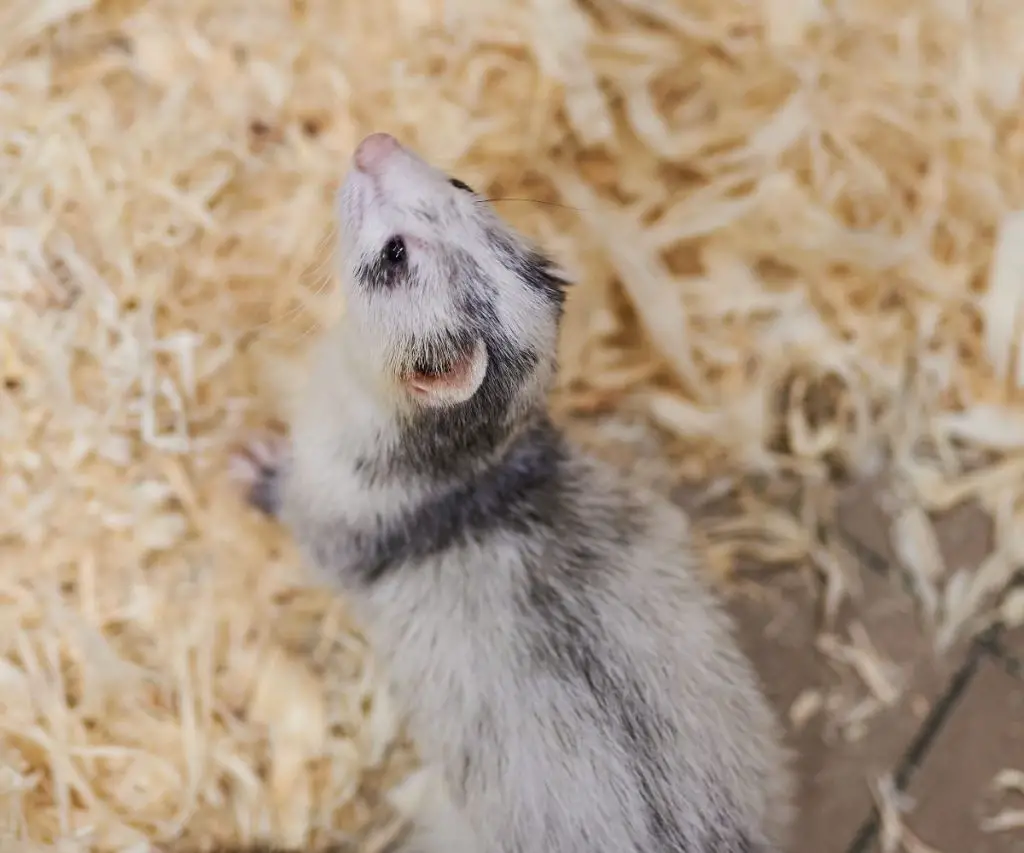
[[485, 228, 570, 308], [520, 508, 755, 853], [524, 570, 694, 851], [347, 415, 567, 584], [355, 251, 408, 291]]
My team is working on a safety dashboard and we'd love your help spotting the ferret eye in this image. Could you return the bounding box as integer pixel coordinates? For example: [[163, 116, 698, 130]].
[[449, 178, 474, 194], [381, 236, 406, 266]]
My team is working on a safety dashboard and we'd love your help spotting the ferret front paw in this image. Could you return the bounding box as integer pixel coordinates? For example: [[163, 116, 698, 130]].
[[229, 429, 290, 519]]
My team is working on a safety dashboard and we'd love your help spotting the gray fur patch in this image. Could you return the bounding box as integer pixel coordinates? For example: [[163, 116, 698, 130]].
[[523, 559, 702, 851], [485, 227, 570, 308], [347, 414, 565, 583]]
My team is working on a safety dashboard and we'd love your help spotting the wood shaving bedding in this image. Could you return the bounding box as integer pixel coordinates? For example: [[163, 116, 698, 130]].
[[4, 0, 1024, 848]]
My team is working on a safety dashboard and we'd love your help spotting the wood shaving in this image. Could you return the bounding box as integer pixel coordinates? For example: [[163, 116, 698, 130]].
[[993, 768, 1024, 796], [5, 0, 1024, 847], [939, 543, 1019, 651], [982, 210, 1024, 389], [980, 810, 1024, 832], [872, 775, 945, 853], [1001, 588, 1024, 628], [890, 504, 946, 624], [818, 623, 904, 707], [787, 689, 823, 730], [983, 768, 1024, 832]]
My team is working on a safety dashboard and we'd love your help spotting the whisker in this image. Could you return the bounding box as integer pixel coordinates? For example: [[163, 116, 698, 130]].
[[246, 226, 337, 337], [292, 318, 325, 344], [478, 197, 582, 212]]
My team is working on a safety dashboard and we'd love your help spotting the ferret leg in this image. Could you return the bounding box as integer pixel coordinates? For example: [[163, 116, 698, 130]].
[[229, 430, 291, 519]]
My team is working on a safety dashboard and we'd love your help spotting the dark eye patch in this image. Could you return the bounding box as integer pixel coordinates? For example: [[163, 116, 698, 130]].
[[357, 236, 408, 290], [449, 177, 475, 194], [382, 235, 406, 267]]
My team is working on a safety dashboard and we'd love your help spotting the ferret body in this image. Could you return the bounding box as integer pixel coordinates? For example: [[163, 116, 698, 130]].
[[232, 133, 794, 853]]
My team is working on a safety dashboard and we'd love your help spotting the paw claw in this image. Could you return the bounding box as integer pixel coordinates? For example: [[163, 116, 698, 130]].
[[230, 429, 290, 518]]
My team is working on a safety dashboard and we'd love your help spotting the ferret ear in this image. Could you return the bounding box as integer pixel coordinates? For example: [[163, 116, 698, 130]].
[[405, 338, 488, 407]]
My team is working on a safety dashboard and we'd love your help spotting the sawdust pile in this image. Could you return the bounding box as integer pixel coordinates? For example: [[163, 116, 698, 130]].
[[4, 0, 1024, 849]]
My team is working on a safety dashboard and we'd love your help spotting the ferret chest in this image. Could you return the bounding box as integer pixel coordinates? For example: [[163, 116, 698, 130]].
[[361, 537, 529, 731]]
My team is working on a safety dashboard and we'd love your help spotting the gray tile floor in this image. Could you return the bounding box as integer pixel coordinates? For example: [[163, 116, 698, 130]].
[[719, 478, 1024, 853]]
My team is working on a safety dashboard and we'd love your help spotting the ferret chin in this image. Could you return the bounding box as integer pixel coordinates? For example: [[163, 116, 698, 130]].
[[229, 131, 796, 853]]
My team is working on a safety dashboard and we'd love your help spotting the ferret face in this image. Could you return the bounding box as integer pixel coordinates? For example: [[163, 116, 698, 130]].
[[335, 133, 571, 416]]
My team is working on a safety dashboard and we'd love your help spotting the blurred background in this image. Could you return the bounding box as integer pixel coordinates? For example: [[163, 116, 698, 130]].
[[2, 0, 1024, 851]]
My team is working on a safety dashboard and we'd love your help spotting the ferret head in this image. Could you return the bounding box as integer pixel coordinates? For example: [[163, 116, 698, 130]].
[[333, 132, 571, 471]]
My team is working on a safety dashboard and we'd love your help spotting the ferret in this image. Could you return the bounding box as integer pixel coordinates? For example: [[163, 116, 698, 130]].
[[229, 132, 795, 853]]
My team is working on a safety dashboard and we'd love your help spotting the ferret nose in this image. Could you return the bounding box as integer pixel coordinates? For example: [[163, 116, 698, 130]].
[[353, 132, 400, 174]]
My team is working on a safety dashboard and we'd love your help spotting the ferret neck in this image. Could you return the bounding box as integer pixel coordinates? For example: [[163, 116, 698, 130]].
[[369, 398, 548, 485], [340, 410, 567, 586]]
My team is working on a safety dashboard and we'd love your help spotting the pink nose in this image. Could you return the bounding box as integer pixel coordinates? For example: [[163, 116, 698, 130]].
[[353, 132, 400, 174]]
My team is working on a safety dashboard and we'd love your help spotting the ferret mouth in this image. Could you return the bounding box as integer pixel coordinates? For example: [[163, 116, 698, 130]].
[[403, 332, 476, 380], [410, 355, 452, 379], [408, 347, 466, 380]]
